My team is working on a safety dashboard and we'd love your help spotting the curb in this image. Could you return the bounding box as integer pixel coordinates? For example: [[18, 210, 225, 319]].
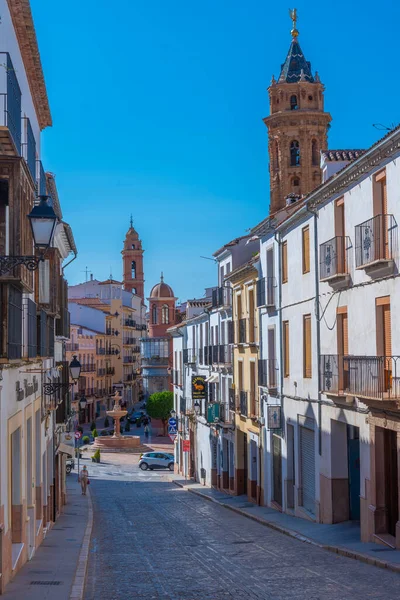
[[172, 480, 400, 575], [69, 488, 94, 600]]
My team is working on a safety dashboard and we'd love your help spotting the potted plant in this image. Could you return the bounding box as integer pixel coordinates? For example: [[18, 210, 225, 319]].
[[92, 449, 101, 463], [82, 435, 90, 445], [92, 428, 98, 438]]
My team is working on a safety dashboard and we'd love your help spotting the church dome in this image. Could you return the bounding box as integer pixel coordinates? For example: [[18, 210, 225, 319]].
[[150, 273, 174, 298]]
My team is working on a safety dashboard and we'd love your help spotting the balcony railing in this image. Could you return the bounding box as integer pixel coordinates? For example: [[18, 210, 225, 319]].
[[66, 343, 79, 351], [320, 354, 400, 401], [96, 347, 105, 355], [257, 277, 276, 307], [124, 318, 136, 327], [97, 368, 106, 377], [237, 391, 248, 416], [258, 359, 279, 391], [355, 214, 396, 268], [183, 348, 197, 364], [211, 286, 232, 309], [235, 319, 257, 344], [219, 344, 232, 364], [219, 403, 233, 424], [123, 337, 135, 345], [106, 367, 115, 375], [22, 117, 36, 181], [133, 345, 141, 353], [81, 365, 96, 373], [123, 356, 134, 363], [124, 374, 136, 382], [0, 53, 22, 153], [320, 236, 350, 280]]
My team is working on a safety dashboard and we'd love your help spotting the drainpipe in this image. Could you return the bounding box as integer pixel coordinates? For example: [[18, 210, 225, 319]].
[[307, 205, 322, 456], [274, 231, 284, 430], [62, 251, 77, 272]]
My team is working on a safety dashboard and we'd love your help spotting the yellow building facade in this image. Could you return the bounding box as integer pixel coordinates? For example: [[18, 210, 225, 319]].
[[227, 259, 263, 503]]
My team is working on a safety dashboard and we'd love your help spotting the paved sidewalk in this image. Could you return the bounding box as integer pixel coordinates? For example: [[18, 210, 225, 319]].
[[172, 476, 400, 574], [3, 475, 91, 600]]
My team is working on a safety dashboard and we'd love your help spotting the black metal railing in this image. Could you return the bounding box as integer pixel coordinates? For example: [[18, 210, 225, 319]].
[[0, 54, 22, 152], [235, 319, 257, 344], [320, 236, 350, 280], [257, 277, 276, 307], [320, 354, 400, 401], [124, 318, 136, 327], [96, 347, 105, 355], [212, 345, 219, 364], [36, 159, 46, 196], [81, 365, 96, 373], [212, 286, 232, 309], [123, 337, 135, 344], [133, 345, 140, 353], [123, 356, 134, 363], [229, 388, 235, 411], [238, 391, 248, 416], [218, 344, 232, 364], [106, 367, 115, 375], [183, 348, 197, 363], [258, 358, 278, 390], [355, 214, 396, 268], [97, 368, 106, 376], [22, 117, 36, 181]]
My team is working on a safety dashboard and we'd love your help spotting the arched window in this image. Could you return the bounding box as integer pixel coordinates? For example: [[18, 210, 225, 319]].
[[162, 304, 169, 324], [293, 177, 300, 188], [312, 139, 319, 166], [152, 304, 157, 324], [290, 95, 298, 110], [131, 261, 136, 278], [290, 140, 300, 166], [132, 287, 137, 295], [132, 244, 135, 249]]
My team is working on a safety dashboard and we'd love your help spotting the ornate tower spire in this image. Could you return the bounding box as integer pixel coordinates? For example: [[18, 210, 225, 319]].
[[121, 220, 145, 301], [264, 11, 331, 214]]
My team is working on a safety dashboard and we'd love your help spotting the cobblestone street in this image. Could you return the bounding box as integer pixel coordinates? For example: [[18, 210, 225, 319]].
[[84, 459, 400, 600]]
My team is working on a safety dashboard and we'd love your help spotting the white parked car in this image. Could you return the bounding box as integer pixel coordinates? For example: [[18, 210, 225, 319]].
[[139, 452, 174, 471]]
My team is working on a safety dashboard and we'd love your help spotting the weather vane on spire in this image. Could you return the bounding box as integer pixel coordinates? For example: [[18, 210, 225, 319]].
[[289, 8, 299, 39], [160, 271, 164, 282], [130, 214, 133, 228]]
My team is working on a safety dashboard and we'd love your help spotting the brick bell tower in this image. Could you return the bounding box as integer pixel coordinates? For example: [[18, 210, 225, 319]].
[[264, 9, 331, 214], [122, 216, 145, 301]]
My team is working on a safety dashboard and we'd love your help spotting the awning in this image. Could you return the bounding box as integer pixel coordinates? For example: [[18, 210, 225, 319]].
[[205, 373, 219, 384], [57, 443, 74, 456]]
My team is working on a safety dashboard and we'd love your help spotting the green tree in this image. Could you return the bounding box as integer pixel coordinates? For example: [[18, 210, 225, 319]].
[[147, 391, 173, 435], [92, 428, 98, 438]]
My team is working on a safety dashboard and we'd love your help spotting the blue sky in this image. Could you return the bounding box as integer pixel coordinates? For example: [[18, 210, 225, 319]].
[[31, 0, 399, 303]]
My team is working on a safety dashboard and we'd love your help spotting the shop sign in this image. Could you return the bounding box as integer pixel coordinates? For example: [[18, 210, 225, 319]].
[[207, 402, 220, 424], [192, 376, 206, 400], [182, 440, 190, 452]]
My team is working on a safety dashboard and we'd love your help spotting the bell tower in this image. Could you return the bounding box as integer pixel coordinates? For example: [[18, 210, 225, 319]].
[[122, 216, 145, 301], [264, 10, 331, 214]]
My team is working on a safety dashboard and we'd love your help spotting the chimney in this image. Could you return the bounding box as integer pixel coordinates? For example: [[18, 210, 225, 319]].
[[90, 273, 93, 281]]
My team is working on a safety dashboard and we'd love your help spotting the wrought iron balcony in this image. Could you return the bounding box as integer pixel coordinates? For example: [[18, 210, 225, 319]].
[[106, 367, 115, 375], [320, 354, 400, 401], [123, 356, 134, 363], [237, 391, 248, 416], [211, 286, 232, 309], [183, 348, 197, 364], [235, 318, 257, 345], [97, 368, 106, 377], [320, 236, 350, 281], [218, 344, 232, 364], [81, 365, 96, 373], [355, 214, 397, 269], [66, 343, 79, 351], [0, 53, 21, 154], [124, 318, 136, 327], [258, 359, 279, 392], [256, 277, 277, 307], [96, 347, 105, 355]]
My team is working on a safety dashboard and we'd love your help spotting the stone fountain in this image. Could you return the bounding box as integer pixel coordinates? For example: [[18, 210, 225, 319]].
[[93, 391, 141, 451]]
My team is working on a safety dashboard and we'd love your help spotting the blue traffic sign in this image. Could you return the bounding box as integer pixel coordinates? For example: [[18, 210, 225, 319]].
[[168, 418, 177, 427], [168, 424, 177, 435]]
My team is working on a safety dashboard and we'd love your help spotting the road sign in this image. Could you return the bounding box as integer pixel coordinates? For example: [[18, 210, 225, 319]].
[[182, 440, 190, 452], [74, 431, 82, 440], [168, 433, 177, 442], [168, 424, 177, 435], [168, 417, 177, 427]]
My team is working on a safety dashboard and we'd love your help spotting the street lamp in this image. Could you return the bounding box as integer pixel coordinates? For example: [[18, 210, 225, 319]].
[[0, 196, 58, 274], [79, 395, 87, 410], [43, 356, 82, 396], [194, 401, 200, 416], [170, 409, 176, 419]]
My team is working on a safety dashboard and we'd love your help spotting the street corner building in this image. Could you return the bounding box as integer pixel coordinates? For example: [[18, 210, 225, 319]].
[[0, 0, 77, 591], [171, 12, 400, 551]]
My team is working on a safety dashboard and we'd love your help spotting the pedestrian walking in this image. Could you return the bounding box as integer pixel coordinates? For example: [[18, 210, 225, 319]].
[[144, 423, 149, 438], [79, 464, 89, 495]]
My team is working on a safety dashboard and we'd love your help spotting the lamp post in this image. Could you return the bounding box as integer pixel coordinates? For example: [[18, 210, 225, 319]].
[[43, 355, 82, 396], [0, 196, 58, 275]]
